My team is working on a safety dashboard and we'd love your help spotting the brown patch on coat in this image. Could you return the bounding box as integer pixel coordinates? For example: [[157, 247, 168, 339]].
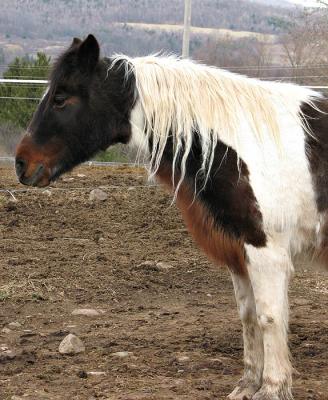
[[156, 164, 247, 275], [311, 212, 328, 269], [158, 133, 266, 249], [302, 98, 328, 269], [302, 98, 328, 212]]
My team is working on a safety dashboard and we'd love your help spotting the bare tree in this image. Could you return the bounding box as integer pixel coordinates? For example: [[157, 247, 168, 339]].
[[193, 34, 274, 77], [280, 10, 328, 84]]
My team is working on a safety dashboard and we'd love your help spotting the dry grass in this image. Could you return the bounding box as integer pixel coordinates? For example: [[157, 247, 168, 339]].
[[0, 278, 57, 302], [113, 22, 275, 42]]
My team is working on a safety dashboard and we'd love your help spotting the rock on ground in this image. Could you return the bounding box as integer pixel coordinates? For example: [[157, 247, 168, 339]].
[[156, 261, 174, 270], [71, 308, 103, 317], [58, 334, 85, 355], [8, 321, 22, 329], [0, 346, 16, 361], [111, 351, 133, 358], [89, 189, 108, 202]]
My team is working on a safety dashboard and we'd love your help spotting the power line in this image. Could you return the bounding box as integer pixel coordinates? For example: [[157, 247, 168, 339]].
[[220, 64, 328, 71], [3, 60, 328, 71], [2, 75, 328, 86], [2, 85, 328, 101], [1, 63, 328, 70]]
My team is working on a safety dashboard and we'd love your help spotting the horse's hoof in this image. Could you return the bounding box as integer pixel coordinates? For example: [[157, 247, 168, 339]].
[[252, 393, 279, 400], [252, 387, 293, 400], [228, 384, 259, 400]]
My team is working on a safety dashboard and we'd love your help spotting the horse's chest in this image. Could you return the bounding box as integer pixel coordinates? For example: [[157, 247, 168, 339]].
[[156, 167, 248, 274]]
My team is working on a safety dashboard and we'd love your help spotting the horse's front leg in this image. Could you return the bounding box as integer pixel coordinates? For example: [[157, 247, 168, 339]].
[[228, 272, 263, 400], [246, 242, 294, 400]]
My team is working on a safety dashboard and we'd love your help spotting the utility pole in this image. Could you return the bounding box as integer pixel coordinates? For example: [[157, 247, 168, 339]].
[[182, 0, 192, 58]]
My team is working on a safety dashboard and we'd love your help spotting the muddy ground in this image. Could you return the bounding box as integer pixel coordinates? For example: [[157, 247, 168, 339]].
[[0, 163, 327, 400]]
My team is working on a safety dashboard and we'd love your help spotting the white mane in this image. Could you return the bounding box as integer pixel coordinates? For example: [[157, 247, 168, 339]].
[[111, 54, 320, 195]]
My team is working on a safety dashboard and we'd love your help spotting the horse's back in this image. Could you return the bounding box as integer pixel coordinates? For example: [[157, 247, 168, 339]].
[[218, 87, 326, 260]]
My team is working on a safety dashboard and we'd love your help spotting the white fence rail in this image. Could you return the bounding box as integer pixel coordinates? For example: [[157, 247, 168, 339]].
[[0, 79, 48, 84], [1, 79, 328, 92]]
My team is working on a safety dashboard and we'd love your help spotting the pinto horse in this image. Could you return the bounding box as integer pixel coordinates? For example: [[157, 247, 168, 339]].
[[15, 35, 328, 400]]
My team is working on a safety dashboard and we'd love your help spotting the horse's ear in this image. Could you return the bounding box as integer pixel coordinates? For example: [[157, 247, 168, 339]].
[[71, 37, 82, 46], [77, 34, 100, 73]]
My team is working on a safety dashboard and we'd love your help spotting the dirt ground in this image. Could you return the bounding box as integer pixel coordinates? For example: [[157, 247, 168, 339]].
[[0, 163, 327, 400]]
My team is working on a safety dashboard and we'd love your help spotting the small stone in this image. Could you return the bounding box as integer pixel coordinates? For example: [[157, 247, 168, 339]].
[[209, 357, 224, 364], [71, 308, 102, 317], [89, 189, 108, 202], [156, 262, 174, 270], [58, 333, 85, 355], [173, 379, 185, 386], [177, 355, 190, 363], [0, 348, 16, 361], [77, 370, 88, 379], [141, 261, 154, 266], [1, 327, 12, 334], [135, 261, 158, 271], [42, 190, 52, 197], [5, 200, 17, 211], [62, 177, 74, 182], [293, 299, 311, 306], [76, 174, 86, 178], [111, 351, 132, 358], [87, 371, 107, 377], [8, 322, 21, 329]]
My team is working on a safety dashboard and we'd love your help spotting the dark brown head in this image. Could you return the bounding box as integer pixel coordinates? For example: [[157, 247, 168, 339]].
[[15, 34, 135, 187]]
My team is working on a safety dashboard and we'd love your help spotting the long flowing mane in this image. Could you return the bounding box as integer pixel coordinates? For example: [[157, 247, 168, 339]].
[[111, 55, 321, 194]]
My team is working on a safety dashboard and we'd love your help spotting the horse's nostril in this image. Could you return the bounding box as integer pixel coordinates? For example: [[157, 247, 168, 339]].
[[15, 158, 27, 178]]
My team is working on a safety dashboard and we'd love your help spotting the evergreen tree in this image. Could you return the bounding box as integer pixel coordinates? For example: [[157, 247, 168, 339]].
[[0, 53, 51, 128]]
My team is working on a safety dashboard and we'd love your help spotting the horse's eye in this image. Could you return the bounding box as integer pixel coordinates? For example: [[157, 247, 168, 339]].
[[54, 95, 68, 109]]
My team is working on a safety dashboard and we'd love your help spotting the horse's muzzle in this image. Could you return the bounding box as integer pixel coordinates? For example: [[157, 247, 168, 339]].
[[15, 135, 62, 187], [15, 158, 47, 186]]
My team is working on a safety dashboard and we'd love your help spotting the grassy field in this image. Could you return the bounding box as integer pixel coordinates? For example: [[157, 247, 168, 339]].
[[113, 22, 276, 42]]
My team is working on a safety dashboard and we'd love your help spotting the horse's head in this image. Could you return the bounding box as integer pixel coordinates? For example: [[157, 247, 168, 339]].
[[15, 34, 135, 187]]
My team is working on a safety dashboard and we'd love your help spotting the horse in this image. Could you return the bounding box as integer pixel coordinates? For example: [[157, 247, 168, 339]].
[[15, 34, 328, 400]]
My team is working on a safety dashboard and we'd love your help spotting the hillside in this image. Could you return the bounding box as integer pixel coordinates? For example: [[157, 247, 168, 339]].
[[113, 22, 275, 41], [0, 0, 296, 38], [0, 0, 299, 63]]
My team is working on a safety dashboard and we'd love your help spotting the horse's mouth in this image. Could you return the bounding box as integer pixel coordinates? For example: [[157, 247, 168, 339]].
[[15, 134, 68, 188], [17, 164, 49, 187]]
